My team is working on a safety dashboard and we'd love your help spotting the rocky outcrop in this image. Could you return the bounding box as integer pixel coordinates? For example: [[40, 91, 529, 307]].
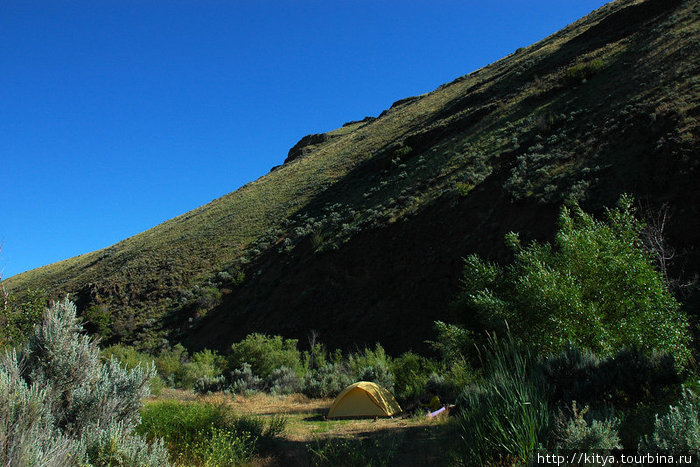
[[284, 133, 339, 164], [342, 116, 377, 127]]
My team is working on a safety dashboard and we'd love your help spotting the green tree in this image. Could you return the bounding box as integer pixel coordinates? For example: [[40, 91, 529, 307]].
[[454, 196, 691, 364], [0, 288, 47, 349]]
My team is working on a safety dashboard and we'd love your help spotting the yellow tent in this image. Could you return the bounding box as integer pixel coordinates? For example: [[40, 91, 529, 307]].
[[327, 381, 402, 418]]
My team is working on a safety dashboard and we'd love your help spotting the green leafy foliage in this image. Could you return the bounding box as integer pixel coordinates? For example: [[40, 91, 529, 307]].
[[230, 333, 303, 380], [428, 321, 474, 363], [267, 365, 304, 395], [103, 342, 227, 391], [83, 305, 113, 340], [390, 352, 441, 403], [154, 344, 226, 389], [455, 181, 474, 196], [303, 362, 352, 398], [346, 343, 395, 392], [0, 289, 47, 349], [230, 362, 266, 394], [188, 426, 256, 467], [81, 420, 169, 467], [455, 196, 691, 364]]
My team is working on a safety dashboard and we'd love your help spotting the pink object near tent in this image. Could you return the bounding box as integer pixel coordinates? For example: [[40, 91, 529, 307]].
[[428, 407, 446, 417]]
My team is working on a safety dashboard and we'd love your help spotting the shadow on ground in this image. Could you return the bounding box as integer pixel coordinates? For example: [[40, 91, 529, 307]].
[[262, 420, 455, 466]]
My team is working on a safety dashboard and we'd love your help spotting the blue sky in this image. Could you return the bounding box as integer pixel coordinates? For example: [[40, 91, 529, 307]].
[[0, 0, 610, 278]]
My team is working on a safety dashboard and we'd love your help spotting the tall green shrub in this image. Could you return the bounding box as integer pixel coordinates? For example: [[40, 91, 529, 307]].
[[0, 298, 170, 466], [390, 352, 440, 402], [455, 196, 691, 364], [153, 344, 225, 389], [102, 344, 166, 395]]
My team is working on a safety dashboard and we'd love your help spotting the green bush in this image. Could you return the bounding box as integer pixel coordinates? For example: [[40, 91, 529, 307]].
[[155, 343, 189, 386], [138, 401, 241, 450], [0, 288, 47, 349], [195, 285, 222, 312], [267, 365, 304, 395], [83, 304, 112, 340], [454, 332, 549, 466], [425, 367, 473, 403], [428, 321, 475, 363], [639, 389, 700, 459], [230, 333, 303, 380], [103, 343, 166, 395], [455, 181, 474, 197], [154, 344, 226, 389], [0, 298, 169, 466], [454, 196, 691, 365], [231, 362, 265, 394], [103, 343, 154, 369], [304, 342, 331, 371], [188, 426, 256, 467], [303, 362, 353, 398], [565, 58, 604, 83], [535, 345, 680, 411], [390, 352, 440, 403], [347, 344, 394, 391], [194, 374, 229, 395], [554, 402, 621, 451], [182, 349, 227, 389], [81, 420, 169, 467]]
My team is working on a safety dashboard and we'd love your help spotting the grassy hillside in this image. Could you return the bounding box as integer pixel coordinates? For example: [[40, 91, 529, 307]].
[[7, 0, 699, 354]]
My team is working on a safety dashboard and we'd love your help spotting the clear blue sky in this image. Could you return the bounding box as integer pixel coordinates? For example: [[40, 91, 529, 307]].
[[1, 0, 610, 279]]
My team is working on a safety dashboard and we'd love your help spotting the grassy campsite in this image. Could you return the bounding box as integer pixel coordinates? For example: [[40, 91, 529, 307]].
[[141, 390, 453, 466], [4, 196, 700, 464]]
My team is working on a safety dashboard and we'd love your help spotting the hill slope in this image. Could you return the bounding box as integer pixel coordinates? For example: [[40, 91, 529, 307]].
[[8, 0, 699, 354]]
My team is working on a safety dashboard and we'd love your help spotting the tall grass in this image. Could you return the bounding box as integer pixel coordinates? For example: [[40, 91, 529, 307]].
[[454, 331, 549, 465], [138, 400, 286, 466]]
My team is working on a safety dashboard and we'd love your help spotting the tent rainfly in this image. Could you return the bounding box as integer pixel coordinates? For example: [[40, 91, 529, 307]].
[[327, 381, 402, 419]]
